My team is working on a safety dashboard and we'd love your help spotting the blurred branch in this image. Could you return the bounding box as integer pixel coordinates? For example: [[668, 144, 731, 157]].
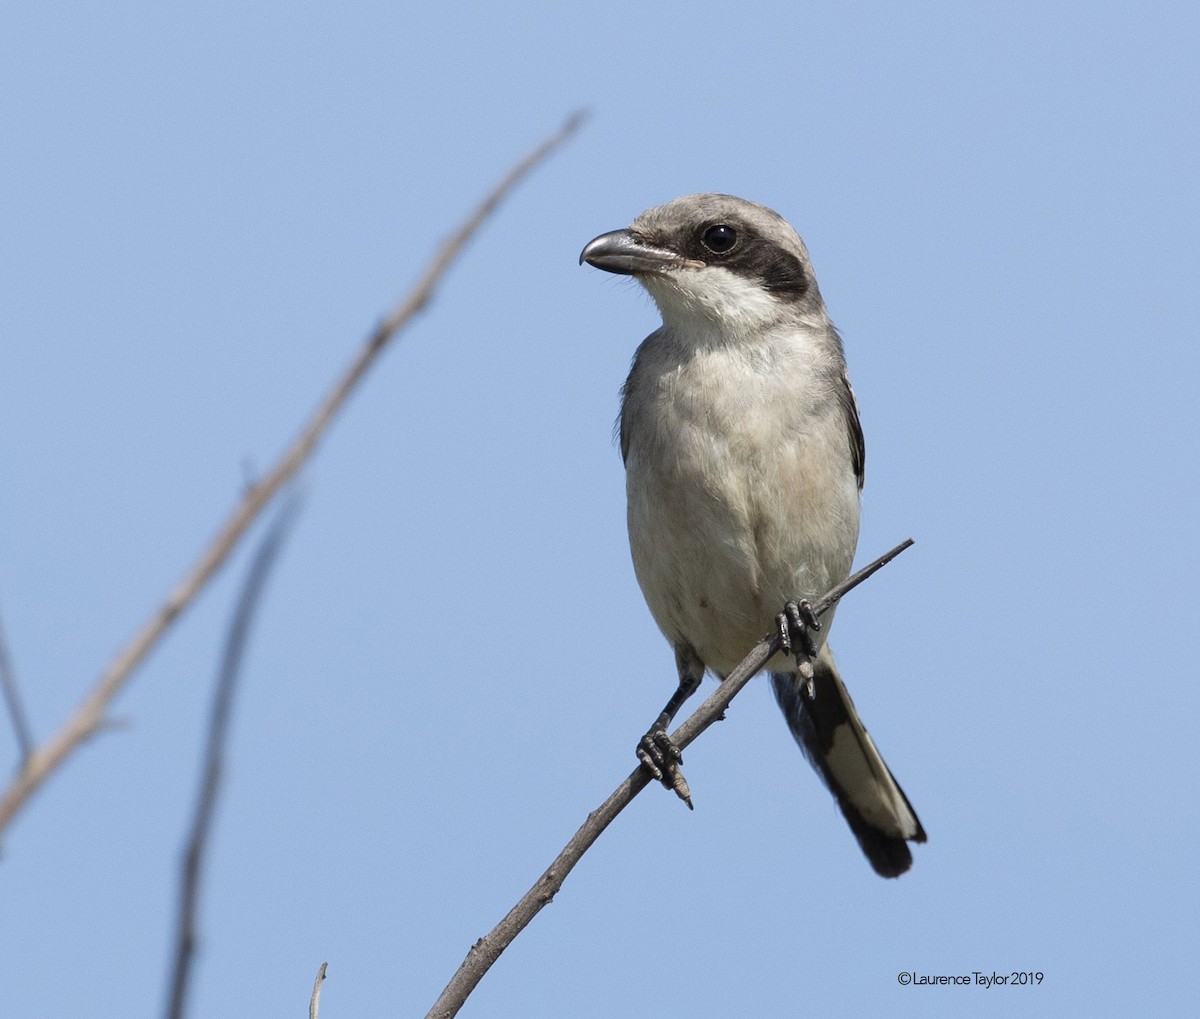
[[0, 607, 34, 764], [0, 111, 586, 835], [164, 497, 300, 1019], [309, 963, 328, 1019], [425, 538, 914, 1019]]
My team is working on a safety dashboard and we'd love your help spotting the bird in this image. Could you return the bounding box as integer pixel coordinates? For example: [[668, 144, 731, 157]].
[[580, 193, 925, 877]]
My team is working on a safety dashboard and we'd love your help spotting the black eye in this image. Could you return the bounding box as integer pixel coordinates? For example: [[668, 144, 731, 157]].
[[701, 224, 737, 254]]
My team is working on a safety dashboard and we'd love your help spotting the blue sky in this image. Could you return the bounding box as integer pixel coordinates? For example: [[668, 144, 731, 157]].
[[2, 2, 1198, 1016]]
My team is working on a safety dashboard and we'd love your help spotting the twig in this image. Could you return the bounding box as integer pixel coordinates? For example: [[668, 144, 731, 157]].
[[164, 497, 301, 1019], [424, 538, 914, 1019], [0, 111, 586, 835], [309, 962, 328, 1019], [0, 606, 34, 764]]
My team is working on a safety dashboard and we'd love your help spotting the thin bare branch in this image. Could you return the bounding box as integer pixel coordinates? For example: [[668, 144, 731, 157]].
[[0, 607, 34, 764], [309, 963, 328, 1019], [425, 538, 914, 1019], [0, 111, 586, 835], [165, 497, 301, 1019]]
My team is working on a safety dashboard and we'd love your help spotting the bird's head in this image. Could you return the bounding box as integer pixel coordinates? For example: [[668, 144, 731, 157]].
[[580, 193, 825, 337]]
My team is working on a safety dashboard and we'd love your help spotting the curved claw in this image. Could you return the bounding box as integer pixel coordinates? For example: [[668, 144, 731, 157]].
[[776, 598, 821, 660], [637, 727, 693, 809], [637, 727, 681, 778]]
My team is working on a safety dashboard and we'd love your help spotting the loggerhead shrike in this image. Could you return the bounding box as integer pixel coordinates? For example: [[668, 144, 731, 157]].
[[580, 194, 925, 877]]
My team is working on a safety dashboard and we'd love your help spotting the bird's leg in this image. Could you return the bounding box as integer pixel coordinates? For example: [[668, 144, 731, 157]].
[[637, 645, 704, 808], [776, 599, 821, 689]]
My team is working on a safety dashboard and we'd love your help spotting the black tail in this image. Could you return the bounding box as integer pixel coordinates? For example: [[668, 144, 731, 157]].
[[771, 647, 926, 878]]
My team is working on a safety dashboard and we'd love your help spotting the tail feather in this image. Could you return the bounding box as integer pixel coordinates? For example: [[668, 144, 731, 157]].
[[771, 646, 925, 878]]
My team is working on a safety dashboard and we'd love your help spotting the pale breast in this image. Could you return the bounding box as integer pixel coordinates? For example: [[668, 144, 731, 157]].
[[623, 334, 860, 677]]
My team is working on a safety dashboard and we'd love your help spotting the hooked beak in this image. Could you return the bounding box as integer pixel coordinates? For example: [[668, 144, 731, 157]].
[[579, 229, 697, 275]]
